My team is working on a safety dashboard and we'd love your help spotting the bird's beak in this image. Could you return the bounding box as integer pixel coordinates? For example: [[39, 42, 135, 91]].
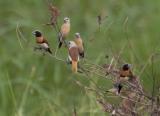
[[32, 31, 36, 35], [128, 64, 131, 68], [67, 41, 70, 46]]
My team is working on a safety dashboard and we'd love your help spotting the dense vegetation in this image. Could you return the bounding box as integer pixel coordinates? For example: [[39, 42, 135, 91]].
[[0, 0, 160, 115]]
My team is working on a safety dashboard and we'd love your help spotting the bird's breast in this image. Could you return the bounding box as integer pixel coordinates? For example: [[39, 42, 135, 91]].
[[36, 37, 44, 43], [61, 24, 70, 36]]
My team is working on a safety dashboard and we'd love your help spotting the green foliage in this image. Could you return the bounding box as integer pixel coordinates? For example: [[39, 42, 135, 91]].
[[0, 0, 160, 115]]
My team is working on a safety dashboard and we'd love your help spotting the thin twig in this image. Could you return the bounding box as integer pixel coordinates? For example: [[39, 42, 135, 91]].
[[6, 72, 19, 116], [16, 23, 24, 49], [72, 105, 77, 116]]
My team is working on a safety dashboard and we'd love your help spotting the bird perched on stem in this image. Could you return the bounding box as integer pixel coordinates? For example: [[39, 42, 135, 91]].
[[58, 17, 70, 48], [32, 30, 52, 54], [68, 41, 79, 73], [74, 33, 84, 58]]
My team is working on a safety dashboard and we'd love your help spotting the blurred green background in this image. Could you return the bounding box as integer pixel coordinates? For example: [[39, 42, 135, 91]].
[[0, 0, 160, 115]]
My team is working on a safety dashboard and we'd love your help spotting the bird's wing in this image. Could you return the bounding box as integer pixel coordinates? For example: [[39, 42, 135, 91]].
[[82, 40, 84, 50], [69, 47, 79, 61], [43, 38, 49, 45], [75, 39, 84, 51], [76, 39, 82, 46]]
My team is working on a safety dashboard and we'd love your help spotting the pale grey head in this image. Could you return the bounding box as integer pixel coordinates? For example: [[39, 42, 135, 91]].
[[68, 41, 77, 48], [64, 17, 70, 23], [75, 32, 81, 38]]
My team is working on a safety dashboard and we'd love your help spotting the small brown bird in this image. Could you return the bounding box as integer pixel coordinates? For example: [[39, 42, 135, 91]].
[[68, 41, 79, 73], [32, 30, 52, 54], [74, 33, 84, 58], [58, 17, 70, 48], [119, 64, 133, 78]]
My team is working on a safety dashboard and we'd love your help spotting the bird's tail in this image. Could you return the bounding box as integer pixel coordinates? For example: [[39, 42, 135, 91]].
[[58, 32, 63, 48], [58, 42, 63, 48], [47, 48, 52, 54], [117, 84, 123, 94], [72, 60, 78, 73], [79, 52, 84, 58]]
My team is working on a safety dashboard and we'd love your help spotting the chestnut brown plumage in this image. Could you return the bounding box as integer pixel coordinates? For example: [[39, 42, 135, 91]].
[[120, 64, 133, 78], [32, 30, 52, 54], [68, 41, 79, 73]]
